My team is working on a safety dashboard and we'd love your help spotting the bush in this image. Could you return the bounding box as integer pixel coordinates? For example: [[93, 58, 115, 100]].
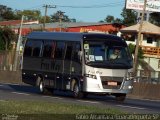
[[0, 27, 17, 50], [128, 43, 144, 59]]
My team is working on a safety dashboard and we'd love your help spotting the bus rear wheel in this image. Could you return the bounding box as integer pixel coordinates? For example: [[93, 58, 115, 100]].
[[39, 79, 53, 95]]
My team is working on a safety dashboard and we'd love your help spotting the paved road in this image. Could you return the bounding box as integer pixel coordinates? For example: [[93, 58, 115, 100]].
[[0, 83, 160, 114]]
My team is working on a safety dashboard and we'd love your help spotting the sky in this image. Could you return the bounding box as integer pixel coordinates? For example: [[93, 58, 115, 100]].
[[0, 0, 126, 22]]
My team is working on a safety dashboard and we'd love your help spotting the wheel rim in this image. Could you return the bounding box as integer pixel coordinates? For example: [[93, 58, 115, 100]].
[[39, 81, 43, 93], [74, 84, 79, 97]]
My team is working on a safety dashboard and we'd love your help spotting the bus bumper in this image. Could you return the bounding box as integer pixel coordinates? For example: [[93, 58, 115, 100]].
[[83, 80, 133, 94]]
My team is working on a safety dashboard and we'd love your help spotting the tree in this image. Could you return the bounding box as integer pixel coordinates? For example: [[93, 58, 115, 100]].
[[121, 7, 137, 26], [149, 12, 160, 26], [0, 5, 16, 21], [51, 11, 75, 22], [114, 18, 123, 23], [39, 16, 51, 23], [105, 15, 114, 23], [70, 18, 76, 22], [15, 10, 41, 21], [102, 15, 122, 24], [0, 27, 17, 50], [99, 20, 104, 23], [128, 43, 144, 59]]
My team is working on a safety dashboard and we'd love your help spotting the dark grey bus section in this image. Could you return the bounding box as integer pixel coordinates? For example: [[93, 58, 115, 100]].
[[22, 32, 83, 91], [22, 32, 133, 100]]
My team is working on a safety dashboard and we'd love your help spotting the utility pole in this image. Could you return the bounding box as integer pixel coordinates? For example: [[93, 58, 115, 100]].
[[14, 15, 24, 71], [16, 15, 24, 51], [133, 0, 147, 77], [43, 5, 56, 30]]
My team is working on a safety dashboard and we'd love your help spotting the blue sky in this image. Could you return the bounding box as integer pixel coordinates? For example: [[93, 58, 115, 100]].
[[1, 0, 125, 22]]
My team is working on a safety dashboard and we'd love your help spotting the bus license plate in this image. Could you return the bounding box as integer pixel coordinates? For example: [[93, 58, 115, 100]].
[[108, 82, 117, 86]]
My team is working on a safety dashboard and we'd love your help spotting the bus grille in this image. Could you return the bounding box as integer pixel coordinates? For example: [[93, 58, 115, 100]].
[[100, 76, 123, 89]]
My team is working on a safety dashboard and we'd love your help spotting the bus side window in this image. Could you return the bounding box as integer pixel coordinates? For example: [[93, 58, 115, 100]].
[[24, 40, 42, 57], [43, 41, 56, 58], [24, 40, 33, 56], [54, 42, 65, 59], [65, 42, 73, 60], [32, 41, 42, 57]]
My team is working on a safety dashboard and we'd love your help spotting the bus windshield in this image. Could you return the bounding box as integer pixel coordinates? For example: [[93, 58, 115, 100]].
[[84, 41, 133, 69]]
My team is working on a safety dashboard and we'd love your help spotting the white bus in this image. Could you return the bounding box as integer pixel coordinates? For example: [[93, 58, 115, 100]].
[[22, 32, 133, 101]]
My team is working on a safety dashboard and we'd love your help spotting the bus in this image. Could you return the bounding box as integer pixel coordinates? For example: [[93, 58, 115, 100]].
[[22, 32, 133, 101]]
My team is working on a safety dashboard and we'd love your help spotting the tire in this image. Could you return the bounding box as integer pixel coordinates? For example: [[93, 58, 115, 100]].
[[73, 82, 84, 99], [115, 94, 126, 102], [39, 79, 53, 95], [83, 92, 88, 98]]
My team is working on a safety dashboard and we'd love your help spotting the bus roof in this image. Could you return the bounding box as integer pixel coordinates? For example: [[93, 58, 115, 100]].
[[27, 31, 123, 42]]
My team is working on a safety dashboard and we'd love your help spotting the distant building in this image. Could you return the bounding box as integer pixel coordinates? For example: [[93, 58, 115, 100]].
[[120, 21, 160, 80], [120, 21, 160, 58], [9, 22, 125, 36]]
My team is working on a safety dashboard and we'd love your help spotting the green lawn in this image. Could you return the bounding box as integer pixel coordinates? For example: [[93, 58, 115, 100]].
[[0, 100, 124, 120]]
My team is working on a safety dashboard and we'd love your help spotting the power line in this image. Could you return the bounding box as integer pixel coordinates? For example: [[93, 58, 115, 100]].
[[21, 1, 124, 12], [22, 4, 43, 10], [56, 2, 124, 8]]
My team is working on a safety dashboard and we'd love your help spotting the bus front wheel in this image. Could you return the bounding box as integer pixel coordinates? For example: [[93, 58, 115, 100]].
[[73, 82, 84, 99], [115, 93, 126, 102]]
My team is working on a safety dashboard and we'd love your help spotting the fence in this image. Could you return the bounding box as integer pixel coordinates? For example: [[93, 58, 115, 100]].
[[141, 46, 160, 58], [135, 69, 160, 84], [0, 50, 22, 71]]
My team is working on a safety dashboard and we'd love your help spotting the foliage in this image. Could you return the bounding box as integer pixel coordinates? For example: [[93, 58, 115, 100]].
[[105, 15, 114, 23], [0, 27, 17, 50], [15, 10, 41, 21], [149, 12, 160, 26], [128, 43, 135, 54], [121, 8, 137, 26], [101, 15, 122, 24], [51, 10, 76, 22], [0, 30, 5, 50], [39, 15, 51, 23], [0, 5, 16, 21], [0, 5, 76, 23], [128, 43, 144, 59], [138, 47, 144, 59]]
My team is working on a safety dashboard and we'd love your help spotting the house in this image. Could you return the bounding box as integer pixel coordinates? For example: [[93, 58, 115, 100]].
[[120, 21, 160, 80]]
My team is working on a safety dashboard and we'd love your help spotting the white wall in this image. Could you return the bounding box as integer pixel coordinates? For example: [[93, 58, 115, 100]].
[[126, 35, 159, 47], [157, 39, 160, 47], [144, 57, 160, 72], [142, 36, 157, 47]]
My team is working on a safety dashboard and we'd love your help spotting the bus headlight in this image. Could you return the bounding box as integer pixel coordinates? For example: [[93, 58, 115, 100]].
[[85, 74, 97, 79]]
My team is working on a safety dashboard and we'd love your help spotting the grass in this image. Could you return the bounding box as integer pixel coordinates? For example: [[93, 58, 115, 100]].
[[0, 100, 124, 120]]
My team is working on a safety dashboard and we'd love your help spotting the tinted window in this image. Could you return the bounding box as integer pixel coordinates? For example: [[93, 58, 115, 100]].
[[24, 40, 33, 56], [43, 41, 55, 58], [32, 41, 42, 57], [65, 42, 73, 60], [24, 39, 42, 57], [54, 42, 65, 59]]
